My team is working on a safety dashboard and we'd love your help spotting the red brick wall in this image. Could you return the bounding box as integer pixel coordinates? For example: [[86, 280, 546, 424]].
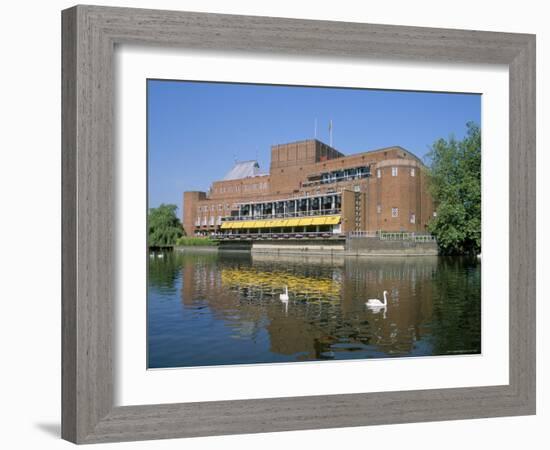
[[182, 141, 434, 235]]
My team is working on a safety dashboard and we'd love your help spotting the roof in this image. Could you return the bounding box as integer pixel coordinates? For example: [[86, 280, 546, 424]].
[[358, 146, 424, 164], [222, 160, 267, 181]]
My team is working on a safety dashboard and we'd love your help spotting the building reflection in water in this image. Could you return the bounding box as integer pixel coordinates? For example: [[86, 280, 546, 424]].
[[148, 251, 480, 368]]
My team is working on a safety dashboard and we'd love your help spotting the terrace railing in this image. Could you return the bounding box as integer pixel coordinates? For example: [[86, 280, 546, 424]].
[[212, 231, 345, 240], [347, 231, 378, 238], [301, 171, 370, 188], [348, 231, 437, 242], [222, 208, 341, 222]]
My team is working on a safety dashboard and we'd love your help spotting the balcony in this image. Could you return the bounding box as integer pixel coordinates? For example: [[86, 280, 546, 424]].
[[212, 231, 346, 241], [302, 166, 371, 187], [221, 208, 341, 222]]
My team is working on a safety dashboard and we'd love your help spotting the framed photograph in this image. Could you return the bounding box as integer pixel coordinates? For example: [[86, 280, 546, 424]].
[[62, 5, 536, 444]]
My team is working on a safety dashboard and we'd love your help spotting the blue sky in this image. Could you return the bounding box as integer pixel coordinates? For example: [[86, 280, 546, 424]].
[[148, 80, 480, 212]]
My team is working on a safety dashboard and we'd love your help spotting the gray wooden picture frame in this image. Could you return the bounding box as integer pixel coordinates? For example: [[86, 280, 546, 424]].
[[61, 4, 536, 444]]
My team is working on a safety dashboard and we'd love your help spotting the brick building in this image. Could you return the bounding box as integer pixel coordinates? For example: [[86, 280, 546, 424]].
[[182, 139, 435, 237]]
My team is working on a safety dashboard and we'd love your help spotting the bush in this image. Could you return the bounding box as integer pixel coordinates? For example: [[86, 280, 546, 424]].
[[175, 236, 217, 247]]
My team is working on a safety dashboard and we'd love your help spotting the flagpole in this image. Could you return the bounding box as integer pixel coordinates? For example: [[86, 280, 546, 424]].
[[314, 118, 317, 139]]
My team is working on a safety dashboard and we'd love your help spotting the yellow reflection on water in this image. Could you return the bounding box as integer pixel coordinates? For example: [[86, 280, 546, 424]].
[[221, 267, 341, 302]]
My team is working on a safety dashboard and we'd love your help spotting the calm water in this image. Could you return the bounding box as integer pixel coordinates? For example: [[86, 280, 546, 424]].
[[148, 251, 481, 368]]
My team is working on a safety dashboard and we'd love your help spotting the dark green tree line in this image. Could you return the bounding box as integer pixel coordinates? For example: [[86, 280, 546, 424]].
[[426, 122, 481, 255]]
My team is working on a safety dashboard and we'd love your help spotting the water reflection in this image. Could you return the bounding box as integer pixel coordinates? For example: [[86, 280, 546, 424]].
[[147, 251, 481, 368]]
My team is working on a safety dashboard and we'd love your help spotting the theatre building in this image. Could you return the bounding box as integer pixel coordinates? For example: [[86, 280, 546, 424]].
[[183, 139, 435, 238]]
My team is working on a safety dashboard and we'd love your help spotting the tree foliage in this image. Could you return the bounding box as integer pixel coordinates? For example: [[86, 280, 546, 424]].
[[426, 122, 481, 255], [148, 204, 184, 246]]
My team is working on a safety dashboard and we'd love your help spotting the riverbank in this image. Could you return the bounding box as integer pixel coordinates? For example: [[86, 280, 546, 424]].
[[172, 237, 439, 256], [176, 236, 217, 247], [174, 245, 219, 253]]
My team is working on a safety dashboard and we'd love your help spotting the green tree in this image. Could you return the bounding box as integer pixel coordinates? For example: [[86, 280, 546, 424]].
[[426, 122, 481, 255], [148, 204, 184, 246]]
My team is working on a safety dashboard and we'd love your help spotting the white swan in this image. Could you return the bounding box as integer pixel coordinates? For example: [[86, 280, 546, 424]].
[[279, 286, 289, 302], [366, 290, 388, 307], [279, 286, 289, 315]]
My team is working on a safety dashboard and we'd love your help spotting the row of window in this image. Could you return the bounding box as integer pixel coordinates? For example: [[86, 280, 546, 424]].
[[195, 216, 223, 226], [214, 182, 269, 194], [376, 205, 416, 223], [197, 209, 420, 225], [216, 186, 239, 194], [377, 210, 437, 221], [197, 203, 237, 213], [318, 165, 370, 184], [376, 167, 415, 178], [243, 182, 269, 192]]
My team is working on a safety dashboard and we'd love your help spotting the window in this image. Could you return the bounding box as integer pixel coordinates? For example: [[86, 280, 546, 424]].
[[392, 167, 398, 177], [410, 168, 415, 177], [376, 169, 381, 178], [353, 185, 361, 192], [392, 207, 399, 218], [410, 213, 416, 224], [377, 204, 381, 214]]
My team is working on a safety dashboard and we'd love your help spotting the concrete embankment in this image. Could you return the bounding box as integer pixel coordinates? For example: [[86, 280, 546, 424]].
[[215, 237, 438, 256], [345, 237, 438, 256], [251, 240, 344, 256]]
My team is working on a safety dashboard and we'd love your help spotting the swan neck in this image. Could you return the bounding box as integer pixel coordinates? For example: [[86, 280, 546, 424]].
[[383, 291, 388, 305]]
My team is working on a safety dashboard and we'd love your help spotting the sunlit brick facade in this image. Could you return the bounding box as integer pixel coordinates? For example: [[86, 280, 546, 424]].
[[183, 139, 434, 237]]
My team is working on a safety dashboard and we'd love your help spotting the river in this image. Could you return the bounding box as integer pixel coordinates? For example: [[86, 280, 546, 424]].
[[148, 251, 481, 368]]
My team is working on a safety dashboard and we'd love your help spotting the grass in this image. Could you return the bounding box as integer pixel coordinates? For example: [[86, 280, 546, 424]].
[[175, 236, 218, 247]]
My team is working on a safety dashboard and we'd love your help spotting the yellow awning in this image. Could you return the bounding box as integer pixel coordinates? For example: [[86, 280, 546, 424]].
[[220, 215, 341, 230], [250, 219, 284, 228], [324, 216, 341, 225], [310, 217, 327, 225], [285, 218, 300, 227]]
